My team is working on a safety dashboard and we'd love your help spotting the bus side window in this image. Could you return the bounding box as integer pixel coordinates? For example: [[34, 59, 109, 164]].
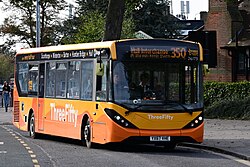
[[46, 62, 56, 97], [81, 61, 93, 100], [17, 63, 29, 95], [56, 62, 67, 98], [67, 61, 80, 99]]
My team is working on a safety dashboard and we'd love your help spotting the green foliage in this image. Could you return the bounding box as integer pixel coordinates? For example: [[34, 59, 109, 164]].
[[0, 0, 66, 47], [204, 81, 250, 120], [121, 16, 136, 39], [60, 11, 135, 44], [204, 81, 250, 107], [75, 0, 109, 15], [75, 11, 105, 43], [132, 0, 178, 38], [225, 0, 240, 4], [205, 97, 250, 120], [0, 54, 14, 83]]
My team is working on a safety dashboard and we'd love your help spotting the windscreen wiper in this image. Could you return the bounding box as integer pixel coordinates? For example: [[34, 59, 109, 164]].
[[164, 100, 193, 115], [124, 101, 193, 115], [125, 103, 165, 115]]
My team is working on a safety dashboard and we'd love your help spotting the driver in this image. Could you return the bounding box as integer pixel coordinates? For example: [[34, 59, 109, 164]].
[[138, 72, 153, 99], [139, 72, 150, 92]]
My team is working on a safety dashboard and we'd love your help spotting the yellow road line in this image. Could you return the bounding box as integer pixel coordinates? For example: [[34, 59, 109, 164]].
[[3, 126, 41, 167]]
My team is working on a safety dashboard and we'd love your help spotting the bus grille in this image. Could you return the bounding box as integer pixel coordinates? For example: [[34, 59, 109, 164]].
[[14, 101, 20, 122]]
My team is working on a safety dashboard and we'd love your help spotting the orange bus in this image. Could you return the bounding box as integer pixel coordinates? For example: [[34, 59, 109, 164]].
[[13, 39, 204, 149]]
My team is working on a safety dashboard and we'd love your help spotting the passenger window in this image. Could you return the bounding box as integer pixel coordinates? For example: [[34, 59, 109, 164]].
[[56, 62, 67, 98], [46, 62, 56, 97], [18, 63, 29, 94], [81, 61, 93, 100], [67, 61, 80, 99]]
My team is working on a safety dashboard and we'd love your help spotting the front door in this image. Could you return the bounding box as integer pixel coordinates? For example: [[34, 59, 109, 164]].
[[38, 63, 45, 131]]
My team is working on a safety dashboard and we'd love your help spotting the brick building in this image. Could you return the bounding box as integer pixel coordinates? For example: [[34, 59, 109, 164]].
[[204, 0, 250, 82]]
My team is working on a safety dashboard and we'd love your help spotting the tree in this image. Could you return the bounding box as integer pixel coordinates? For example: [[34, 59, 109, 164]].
[[133, 0, 178, 38], [226, 0, 244, 4], [0, 54, 14, 83], [0, 0, 67, 48], [59, 0, 136, 44], [75, 0, 109, 15], [103, 0, 125, 41], [73, 11, 105, 43]]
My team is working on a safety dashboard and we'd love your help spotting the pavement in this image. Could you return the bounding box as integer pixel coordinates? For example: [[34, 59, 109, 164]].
[[0, 106, 13, 125], [0, 106, 249, 161], [182, 119, 250, 161]]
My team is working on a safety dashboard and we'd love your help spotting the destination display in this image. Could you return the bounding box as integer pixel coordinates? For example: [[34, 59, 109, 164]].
[[129, 46, 199, 61]]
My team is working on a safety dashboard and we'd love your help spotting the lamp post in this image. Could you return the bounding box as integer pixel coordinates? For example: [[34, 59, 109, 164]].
[[231, 20, 243, 82], [36, 0, 40, 47]]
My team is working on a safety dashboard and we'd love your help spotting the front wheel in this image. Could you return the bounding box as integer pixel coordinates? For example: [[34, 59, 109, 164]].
[[163, 142, 177, 151], [83, 118, 92, 148], [29, 113, 38, 139]]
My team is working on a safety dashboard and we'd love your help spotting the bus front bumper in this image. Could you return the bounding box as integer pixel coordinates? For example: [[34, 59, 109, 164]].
[[105, 122, 204, 144]]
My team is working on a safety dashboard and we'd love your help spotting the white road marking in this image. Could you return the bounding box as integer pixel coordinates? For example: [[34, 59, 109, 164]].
[[0, 142, 6, 153], [32, 159, 38, 164], [31, 154, 36, 158]]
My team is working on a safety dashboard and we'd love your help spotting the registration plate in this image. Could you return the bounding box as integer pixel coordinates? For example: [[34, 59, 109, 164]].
[[150, 136, 171, 141]]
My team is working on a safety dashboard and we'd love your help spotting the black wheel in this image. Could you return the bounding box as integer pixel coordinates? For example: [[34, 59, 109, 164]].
[[29, 113, 37, 139], [163, 142, 177, 151], [83, 118, 92, 148]]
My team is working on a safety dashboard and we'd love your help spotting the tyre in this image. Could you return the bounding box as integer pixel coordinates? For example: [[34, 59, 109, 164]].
[[83, 118, 92, 148], [29, 113, 38, 139], [163, 142, 177, 151]]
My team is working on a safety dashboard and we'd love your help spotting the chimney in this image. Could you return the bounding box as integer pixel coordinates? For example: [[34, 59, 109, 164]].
[[200, 11, 208, 21]]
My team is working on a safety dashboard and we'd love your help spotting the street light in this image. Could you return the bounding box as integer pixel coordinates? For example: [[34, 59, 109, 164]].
[[36, 0, 40, 47]]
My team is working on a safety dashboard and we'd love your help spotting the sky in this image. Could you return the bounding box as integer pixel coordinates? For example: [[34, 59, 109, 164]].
[[171, 0, 209, 20], [0, 0, 209, 23], [0, 0, 209, 48]]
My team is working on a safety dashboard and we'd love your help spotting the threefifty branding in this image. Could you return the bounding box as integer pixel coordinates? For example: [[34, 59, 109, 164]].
[[50, 103, 78, 127], [148, 114, 174, 120]]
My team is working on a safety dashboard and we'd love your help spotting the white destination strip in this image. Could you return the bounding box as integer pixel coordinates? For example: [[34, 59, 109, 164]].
[[0, 142, 4, 145], [0, 151, 7, 154]]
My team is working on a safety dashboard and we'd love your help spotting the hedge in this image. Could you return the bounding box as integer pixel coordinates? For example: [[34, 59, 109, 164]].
[[205, 96, 250, 120], [204, 81, 250, 120]]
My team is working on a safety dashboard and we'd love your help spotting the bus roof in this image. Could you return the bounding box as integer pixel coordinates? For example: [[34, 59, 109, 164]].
[[16, 39, 200, 54], [16, 40, 116, 55], [15, 39, 202, 61]]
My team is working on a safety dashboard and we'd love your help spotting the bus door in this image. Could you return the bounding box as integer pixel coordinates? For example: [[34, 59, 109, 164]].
[[93, 59, 108, 143], [38, 63, 45, 131]]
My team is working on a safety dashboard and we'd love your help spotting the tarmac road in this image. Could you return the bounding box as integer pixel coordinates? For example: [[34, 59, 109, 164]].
[[0, 106, 250, 163]]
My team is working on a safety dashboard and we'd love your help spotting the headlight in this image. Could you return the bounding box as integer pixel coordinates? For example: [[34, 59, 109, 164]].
[[183, 113, 204, 129], [104, 108, 138, 129]]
